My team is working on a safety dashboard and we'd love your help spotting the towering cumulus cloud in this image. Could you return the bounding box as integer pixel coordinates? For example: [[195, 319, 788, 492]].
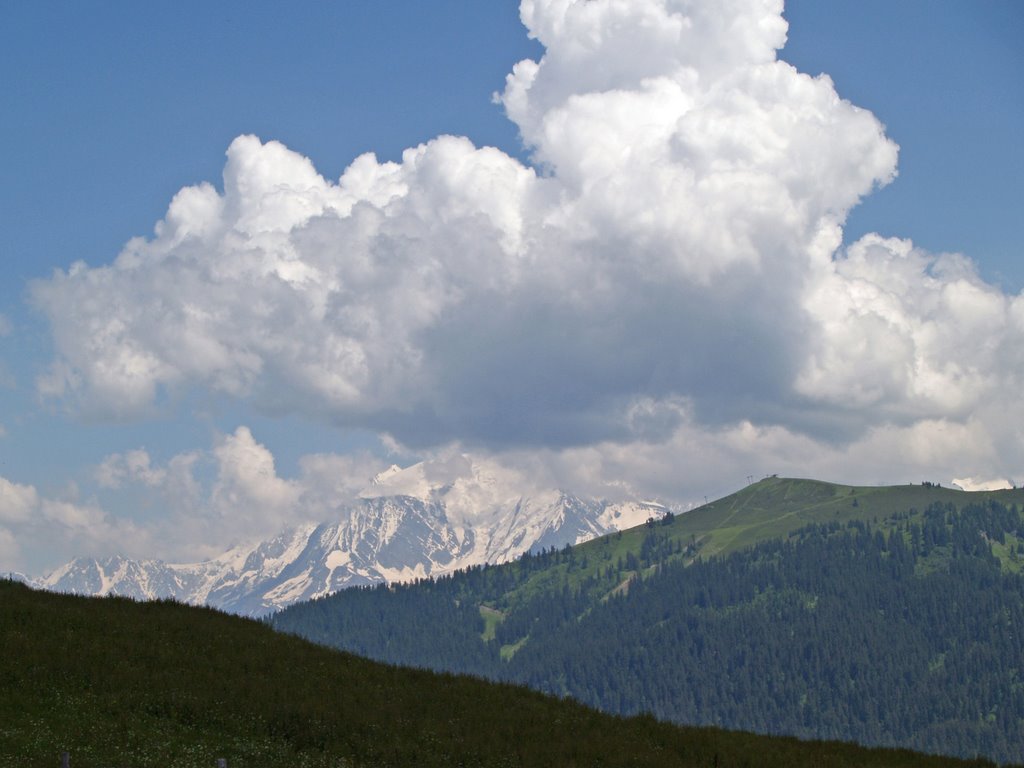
[[32, 0, 1024, 493]]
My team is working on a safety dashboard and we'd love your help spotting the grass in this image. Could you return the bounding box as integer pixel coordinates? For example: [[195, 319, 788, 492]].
[[499, 634, 528, 661], [663, 478, 1006, 558], [478, 604, 503, 641], [992, 533, 1024, 574]]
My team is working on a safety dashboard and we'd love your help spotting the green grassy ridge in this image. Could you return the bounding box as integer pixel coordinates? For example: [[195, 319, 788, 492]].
[[0, 581, 997, 768], [490, 478, 1024, 615], [614, 476, 1024, 561]]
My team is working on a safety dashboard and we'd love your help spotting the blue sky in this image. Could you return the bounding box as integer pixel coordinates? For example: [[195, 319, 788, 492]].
[[784, 0, 1022, 286], [1, 0, 1021, 575]]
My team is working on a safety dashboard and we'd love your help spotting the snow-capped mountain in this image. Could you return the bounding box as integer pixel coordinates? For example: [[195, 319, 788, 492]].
[[31, 460, 668, 616]]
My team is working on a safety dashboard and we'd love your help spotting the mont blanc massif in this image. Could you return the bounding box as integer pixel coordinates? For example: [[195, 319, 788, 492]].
[[20, 460, 666, 616]]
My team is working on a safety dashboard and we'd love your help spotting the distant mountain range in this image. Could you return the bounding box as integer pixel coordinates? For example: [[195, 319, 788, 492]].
[[19, 460, 668, 615]]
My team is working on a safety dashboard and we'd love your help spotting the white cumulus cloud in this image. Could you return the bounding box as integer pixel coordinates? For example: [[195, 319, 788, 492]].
[[0, 527, 17, 567], [0, 477, 39, 525], [96, 448, 167, 489], [211, 426, 302, 532], [26, 0, 1024, 497], [83, 427, 390, 565], [0, 474, 146, 573]]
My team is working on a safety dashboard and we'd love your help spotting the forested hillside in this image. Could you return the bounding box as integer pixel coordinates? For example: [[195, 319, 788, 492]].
[[274, 479, 1024, 764], [2, 580, 1000, 768]]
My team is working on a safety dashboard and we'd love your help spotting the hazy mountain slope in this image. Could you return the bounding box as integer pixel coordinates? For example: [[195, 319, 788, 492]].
[[273, 478, 1024, 764], [0, 579, 1000, 768]]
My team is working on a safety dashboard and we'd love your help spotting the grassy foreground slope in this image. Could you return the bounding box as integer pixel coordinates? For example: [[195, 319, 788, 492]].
[[0, 580, 1002, 768]]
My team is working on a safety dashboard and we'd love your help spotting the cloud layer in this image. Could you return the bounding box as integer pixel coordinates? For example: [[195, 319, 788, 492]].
[[1, 426, 396, 572], [28, 0, 1024, 528], [0, 473, 146, 573]]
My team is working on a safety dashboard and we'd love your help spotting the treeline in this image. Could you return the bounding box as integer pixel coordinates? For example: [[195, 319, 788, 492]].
[[274, 500, 1024, 765]]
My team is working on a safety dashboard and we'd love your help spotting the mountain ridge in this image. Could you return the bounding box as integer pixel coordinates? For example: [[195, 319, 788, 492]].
[[29, 461, 669, 615]]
